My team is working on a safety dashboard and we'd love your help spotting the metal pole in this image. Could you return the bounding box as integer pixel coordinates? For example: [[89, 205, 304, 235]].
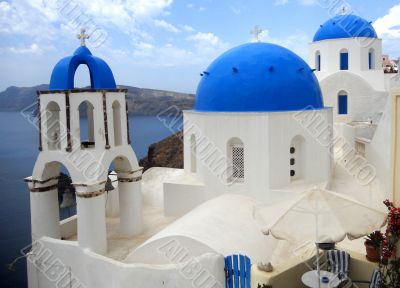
[[315, 243, 321, 288], [315, 198, 321, 288]]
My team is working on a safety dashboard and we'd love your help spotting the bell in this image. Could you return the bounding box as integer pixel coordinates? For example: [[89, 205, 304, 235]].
[[105, 177, 115, 192], [60, 189, 76, 208]]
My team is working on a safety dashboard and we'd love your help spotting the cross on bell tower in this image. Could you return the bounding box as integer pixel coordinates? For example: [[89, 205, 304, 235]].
[[251, 25, 263, 42], [77, 28, 90, 46]]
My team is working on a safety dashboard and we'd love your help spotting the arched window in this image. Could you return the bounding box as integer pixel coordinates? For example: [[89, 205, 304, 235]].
[[315, 51, 321, 71], [340, 49, 349, 70], [368, 48, 375, 70], [338, 91, 348, 115], [78, 101, 95, 148], [227, 138, 244, 182], [46, 102, 61, 150], [112, 101, 122, 146], [290, 135, 305, 182], [190, 134, 197, 173]]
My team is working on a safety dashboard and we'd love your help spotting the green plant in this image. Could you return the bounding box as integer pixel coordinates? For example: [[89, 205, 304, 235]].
[[378, 200, 400, 288], [365, 230, 384, 249]]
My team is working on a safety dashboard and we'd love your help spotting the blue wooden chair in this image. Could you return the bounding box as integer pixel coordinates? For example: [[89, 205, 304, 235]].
[[225, 254, 251, 288], [352, 269, 381, 288], [326, 250, 351, 288]]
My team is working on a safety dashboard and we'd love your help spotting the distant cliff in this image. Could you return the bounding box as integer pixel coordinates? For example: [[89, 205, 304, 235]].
[[0, 85, 194, 115], [140, 131, 183, 171]]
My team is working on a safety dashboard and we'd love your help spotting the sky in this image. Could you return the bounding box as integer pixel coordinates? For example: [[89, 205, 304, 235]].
[[0, 0, 399, 93]]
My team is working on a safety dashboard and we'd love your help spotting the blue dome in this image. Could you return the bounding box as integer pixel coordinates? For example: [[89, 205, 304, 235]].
[[49, 46, 116, 90], [313, 15, 377, 42], [195, 43, 324, 112]]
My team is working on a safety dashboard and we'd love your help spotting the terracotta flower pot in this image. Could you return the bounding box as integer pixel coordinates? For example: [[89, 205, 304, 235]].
[[365, 242, 380, 262]]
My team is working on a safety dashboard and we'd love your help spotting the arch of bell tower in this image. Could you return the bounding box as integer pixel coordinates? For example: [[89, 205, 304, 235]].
[[26, 30, 143, 255]]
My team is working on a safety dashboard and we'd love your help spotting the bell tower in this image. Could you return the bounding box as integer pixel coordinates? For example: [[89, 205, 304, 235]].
[[25, 29, 143, 255]]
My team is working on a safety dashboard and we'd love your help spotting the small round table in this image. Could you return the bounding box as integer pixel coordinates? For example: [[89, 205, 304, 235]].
[[301, 270, 340, 288]]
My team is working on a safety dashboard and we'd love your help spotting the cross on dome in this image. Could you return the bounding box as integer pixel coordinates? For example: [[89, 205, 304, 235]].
[[77, 28, 90, 46], [251, 26, 263, 42]]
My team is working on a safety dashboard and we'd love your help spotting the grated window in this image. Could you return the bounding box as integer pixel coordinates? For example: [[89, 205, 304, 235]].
[[231, 145, 244, 180]]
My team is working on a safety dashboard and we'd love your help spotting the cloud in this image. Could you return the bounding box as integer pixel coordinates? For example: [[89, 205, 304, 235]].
[[186, 3, 206, 12], [274, 0, 317, 6], [258, 29, 311, 59], [298, 0, 318, 6], [0, 1, 11, 12], [275, 0, 288, 6], [373, 4, 400, 56], [53, 0, 174, 34], [132, 42, 155, 58], [186, 32, 230, 64], [125, 0, 173, 18], [0, 0, 70, 50], [374, 4, 400, 39], [128, 41, 194, 67], [0, 0, 174, 37], [183, 25, 195, 32], [8, 43, 43, 54], [154, 19, 180, 33], [187, 32, 220, 46], [81, 0, 173, 22], [118, 31, 229, 68], [230, 6, 241, 15]]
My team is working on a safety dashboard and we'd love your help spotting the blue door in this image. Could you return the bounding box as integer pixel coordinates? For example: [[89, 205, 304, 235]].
[[225, 255, 251, 288], [338, 95, 348, 115], [340, 52, 349, 70]]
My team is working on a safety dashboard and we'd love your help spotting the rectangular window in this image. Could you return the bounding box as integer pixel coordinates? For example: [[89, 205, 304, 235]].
[[317, 55, 321, 71], [231, 146, 244, 180], [340, 52, 349, 70], [338, 95, 348, 115]]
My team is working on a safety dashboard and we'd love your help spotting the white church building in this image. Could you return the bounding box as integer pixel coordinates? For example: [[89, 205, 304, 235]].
[[163, 42, 333, 216], [309, 14, 395, 123], [24, 14, 400, 288]]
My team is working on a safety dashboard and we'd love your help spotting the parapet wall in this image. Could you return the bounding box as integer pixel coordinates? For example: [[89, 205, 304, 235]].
[[27, 237, 225, 288]]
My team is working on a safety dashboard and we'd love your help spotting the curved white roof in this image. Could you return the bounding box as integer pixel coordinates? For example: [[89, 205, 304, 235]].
[[126, 194, 278, 264]]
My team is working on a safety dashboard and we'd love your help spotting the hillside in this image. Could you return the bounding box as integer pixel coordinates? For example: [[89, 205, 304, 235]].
[[0, 85, 194, 115], [139, 131, 183, 171]]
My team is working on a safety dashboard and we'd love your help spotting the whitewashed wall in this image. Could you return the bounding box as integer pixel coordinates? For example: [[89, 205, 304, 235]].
[[309, 38, 384, 91], [365, 93, 393, 199], [177, 110, 332, 206], [28, 237, 225, 288], [318, 72, 388, 122]]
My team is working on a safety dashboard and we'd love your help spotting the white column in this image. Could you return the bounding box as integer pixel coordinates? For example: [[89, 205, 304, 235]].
[[105, 173, 120, 217], [76, 185, 107, 254], [118, 170, 143, 236], [26, 177, 60, 240]]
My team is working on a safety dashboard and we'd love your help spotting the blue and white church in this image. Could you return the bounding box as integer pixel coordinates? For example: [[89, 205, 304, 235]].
[[24, 15, 400, 288], [163, 42, 333, 216], [309, 14, 394, 122], [308, 14, 400, 202]]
